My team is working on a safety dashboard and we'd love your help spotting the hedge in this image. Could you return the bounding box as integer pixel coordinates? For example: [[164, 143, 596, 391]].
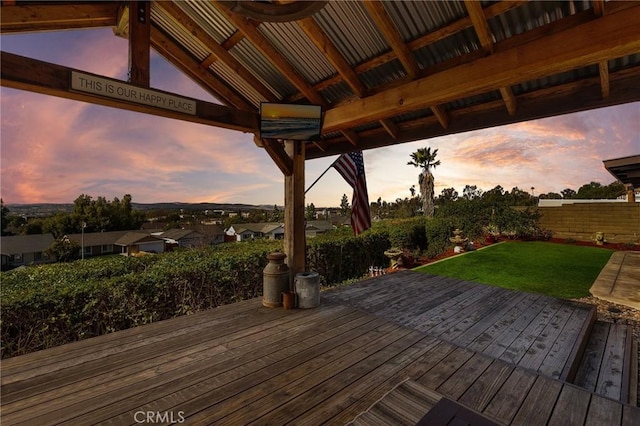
[[1, 219, 429, 358]]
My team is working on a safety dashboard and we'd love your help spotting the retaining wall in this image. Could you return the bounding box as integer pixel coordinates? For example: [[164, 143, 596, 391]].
[[538, 203, 639, 244]]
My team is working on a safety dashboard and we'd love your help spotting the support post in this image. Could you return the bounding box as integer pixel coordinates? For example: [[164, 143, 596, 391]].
[[284, 140, 306, 288], [129, 0, 150, 87]]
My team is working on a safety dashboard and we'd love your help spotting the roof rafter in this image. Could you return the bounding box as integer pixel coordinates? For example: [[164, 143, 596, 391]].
[[289, 1, 527, 103], [322, 5, 640, 133], [592, 0, 610, 99], [150, 26, 254, 111], [297, 16, 365, 98], [156, 1, 276, 103], [465, 0, 517, 116], [363, 0, 449, 130]]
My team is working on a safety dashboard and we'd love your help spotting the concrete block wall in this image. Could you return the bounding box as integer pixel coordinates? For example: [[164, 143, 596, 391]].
[[538, 203, 640, 244]]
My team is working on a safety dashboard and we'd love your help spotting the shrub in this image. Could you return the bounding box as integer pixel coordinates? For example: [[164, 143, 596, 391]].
[[3, 223, 411, 358]]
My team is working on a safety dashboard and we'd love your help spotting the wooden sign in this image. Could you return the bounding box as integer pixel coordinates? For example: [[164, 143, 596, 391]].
[[70, 71, 196, 115]]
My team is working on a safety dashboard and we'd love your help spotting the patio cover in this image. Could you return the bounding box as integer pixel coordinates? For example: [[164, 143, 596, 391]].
[[604, 155, 640, 187]]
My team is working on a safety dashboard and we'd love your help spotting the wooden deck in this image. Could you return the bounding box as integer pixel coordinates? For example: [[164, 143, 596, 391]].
[[1, 273, 639, 425], [324, 271, 596, 381]]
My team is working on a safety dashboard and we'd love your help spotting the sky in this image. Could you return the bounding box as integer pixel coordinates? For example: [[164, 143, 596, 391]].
[[1, 28, 639, 208]]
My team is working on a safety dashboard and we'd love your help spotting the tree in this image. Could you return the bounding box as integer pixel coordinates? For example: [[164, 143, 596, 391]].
[[305, 203, 317, 221], [340, 194, 350, 215], [561, 188, 577, 199], [437, 188, 459, 204], [462, 185, 482, 200], [540, 192, 562, 199], [269, 205, 284, 222], [1, 199, 10, 236], [576, 181, 625, 199], [45, 237, 80, 262], [407, 147, 440, 217]]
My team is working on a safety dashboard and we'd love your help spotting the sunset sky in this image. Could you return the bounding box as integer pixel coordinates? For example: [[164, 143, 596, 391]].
[[1, 28, 638, 207]]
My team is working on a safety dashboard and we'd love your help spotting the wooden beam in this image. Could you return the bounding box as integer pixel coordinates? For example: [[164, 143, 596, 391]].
[[284, 140, 306, 282], [0, 3, 119, 33], [593, 0, 605, 17], [464, 0, 494, 52], [129, 1, 150, 87], [430, 105, 449, 129], [298, 17, 365, 97], [379, 119, 398, 139], [212, 0, 325, 106], [363, 1, 419, 79], [322, 6, 640, 133], [221, 29, 248, 50], [262, 138, 293, 176], [599, 61, 610, 98], [155, 1, 276, 102], [342, 129, 359, 147], [499, 86, 517, 116], [593, 0, 609, 100], [307, 67, 640, 159], [0, 51, 258, 133], [150, 26, 255, 111]]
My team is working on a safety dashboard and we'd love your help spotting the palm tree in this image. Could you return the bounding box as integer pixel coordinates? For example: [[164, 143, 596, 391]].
[[407, 147, 441, 217]]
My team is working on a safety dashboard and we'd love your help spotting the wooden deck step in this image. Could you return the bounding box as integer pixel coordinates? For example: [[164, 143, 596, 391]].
[[572, 321, 635, 404], [349, 379, 443, 425]]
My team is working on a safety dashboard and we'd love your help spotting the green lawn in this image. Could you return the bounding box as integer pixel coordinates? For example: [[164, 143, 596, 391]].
[[413, 241, 614, 298]]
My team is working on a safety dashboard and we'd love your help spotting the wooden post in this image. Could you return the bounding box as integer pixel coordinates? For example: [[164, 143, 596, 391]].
[[129, 1, 150, 87], [284, 140, 306, 288]]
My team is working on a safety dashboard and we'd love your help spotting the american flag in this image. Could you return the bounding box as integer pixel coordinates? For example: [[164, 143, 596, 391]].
[[333, 151, 372, 235]]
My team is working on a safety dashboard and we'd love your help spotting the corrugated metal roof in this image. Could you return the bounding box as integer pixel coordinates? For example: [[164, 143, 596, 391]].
[[513, 64, 600, 96], [413, 27, 479, 69], [230, 39, 296, 99], [313, 1, 388, 67], [209, 61, 265, 108], [384, 0, 469, 42], [446, 90, 502, 110], [173, 0, 236, 44], [259, 20, 336, 84], [151, 5, 209, 61], [360, 59, 407, 91], [319, 81, 353, 107]]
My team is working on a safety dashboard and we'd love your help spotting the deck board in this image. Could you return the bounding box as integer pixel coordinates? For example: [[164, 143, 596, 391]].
[[596, 323, 627, 400], [325, 272, 594, 380], [2, 272, 638, 425]]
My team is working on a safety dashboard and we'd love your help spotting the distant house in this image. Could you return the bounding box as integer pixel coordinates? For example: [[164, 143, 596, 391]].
[[226, 223, 284, 241], [305, 220, 336, 238], [64, 230, 129, 258], [0, 233, 56, 269], [159, 229, 204, 248], [115, 232, 165, 256], [191, 224, 225, 245]]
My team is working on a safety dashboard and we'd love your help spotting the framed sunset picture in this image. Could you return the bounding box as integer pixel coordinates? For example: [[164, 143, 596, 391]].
[[260, 103, 323, 141]]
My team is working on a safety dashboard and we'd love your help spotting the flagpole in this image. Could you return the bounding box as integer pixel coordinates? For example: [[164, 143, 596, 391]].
[[304, 157, 339, 194]]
